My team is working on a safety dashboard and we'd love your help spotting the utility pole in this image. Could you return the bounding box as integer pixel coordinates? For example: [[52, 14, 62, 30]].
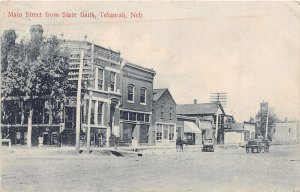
[[265, 108, 269, 139], [75, 49, 84, 155], [86, 43, 94, 153]]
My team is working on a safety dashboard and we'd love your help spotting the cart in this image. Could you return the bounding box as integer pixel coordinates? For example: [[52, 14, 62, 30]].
[[245, 139, 270, 153]]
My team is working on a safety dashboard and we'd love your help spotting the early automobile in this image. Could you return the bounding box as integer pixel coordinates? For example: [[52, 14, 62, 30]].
[[202, 138, 214, 152], [245, 139, 270, 153]]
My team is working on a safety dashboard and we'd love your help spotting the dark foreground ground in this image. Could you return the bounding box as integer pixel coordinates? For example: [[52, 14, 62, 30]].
[[1, 144, 300, 192]]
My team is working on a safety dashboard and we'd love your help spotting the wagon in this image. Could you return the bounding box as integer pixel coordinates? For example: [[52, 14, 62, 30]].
[[245, 139, 270, 153], [202, 138, 214, 152]]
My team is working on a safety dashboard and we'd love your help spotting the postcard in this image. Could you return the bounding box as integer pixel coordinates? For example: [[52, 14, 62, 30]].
[[1, 1, 300, 192]]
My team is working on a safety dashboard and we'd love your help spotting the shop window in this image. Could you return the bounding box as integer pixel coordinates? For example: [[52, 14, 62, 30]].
[[156, 124, 162, 140], [128, 85, 134, 102], [120, 111, 129, 120], [137, 113, 144, 122], [163, 125, 168, 140], [169, 125, 175, 140], [140, 88, 146, 104], [91, 100, 96, 124], [97, 102, 103, 125], [129, 112, 137, 121], [145, 114, 150, 122]]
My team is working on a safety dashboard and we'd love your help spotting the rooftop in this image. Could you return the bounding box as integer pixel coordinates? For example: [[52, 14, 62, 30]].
[[176, 102, 225, 115]]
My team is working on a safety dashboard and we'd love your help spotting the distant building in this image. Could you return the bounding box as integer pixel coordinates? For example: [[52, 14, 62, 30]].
[[224, 122, 256, 145], [119, 62, 155, 146], [176, 102, 232, 144], [151, 89, 177, 146], [176, 115, 206, 145], [272, 121, 300, 144]]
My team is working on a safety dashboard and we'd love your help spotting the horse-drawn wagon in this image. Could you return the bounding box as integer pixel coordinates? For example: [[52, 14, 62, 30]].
[[245, 139, 270, 153]]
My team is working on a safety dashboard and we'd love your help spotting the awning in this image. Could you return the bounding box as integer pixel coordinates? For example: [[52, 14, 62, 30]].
[[184, 121, 201, 133]]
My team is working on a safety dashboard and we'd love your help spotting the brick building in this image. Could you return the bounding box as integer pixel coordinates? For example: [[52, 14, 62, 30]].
[[1, 25, 123, 147], [60, 39, 122, 147], [151, 89, 177, 146], [119, 62, 155, 145]]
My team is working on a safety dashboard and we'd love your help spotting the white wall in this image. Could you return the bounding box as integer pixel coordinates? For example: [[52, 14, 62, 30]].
[[224, 132, 244, 144], [273, 122, 299, 144]]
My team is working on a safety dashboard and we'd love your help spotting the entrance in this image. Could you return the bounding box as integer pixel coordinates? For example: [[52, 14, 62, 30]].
[[43, 132, 49, 145], [65, 106, 76, 129]]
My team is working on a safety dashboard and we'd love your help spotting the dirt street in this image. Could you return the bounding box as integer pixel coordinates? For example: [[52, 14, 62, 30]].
[[1, 144, 300, 192]]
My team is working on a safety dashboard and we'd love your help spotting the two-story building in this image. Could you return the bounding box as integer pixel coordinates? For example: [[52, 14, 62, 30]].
[[151, 89, 177, 146], [119, 62, 155, 146], [60, 39, 122, 147], [177, 101, 232, 144]]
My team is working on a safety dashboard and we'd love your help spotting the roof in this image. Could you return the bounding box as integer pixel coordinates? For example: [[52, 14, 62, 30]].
[[125, 62, 156, 74], [230, 123, 244, 131], [176, 102, 225, 115], [184, 121, 201, 133], [153, 89, 167, 102]]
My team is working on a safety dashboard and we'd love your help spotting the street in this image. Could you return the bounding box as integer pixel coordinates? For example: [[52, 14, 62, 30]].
[[1, 144, 300, 192]]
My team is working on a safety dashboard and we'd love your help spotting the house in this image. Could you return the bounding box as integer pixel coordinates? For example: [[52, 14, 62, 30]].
[[176, 101, 232, 144], [224, 122, 256, 145], [119, 62, 155, 146], [272, 121, 300, 144], [151, 89, 177, 146]]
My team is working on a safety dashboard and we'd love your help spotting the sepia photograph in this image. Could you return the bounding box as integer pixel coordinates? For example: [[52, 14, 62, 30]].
[[0, 1, 300, 192]]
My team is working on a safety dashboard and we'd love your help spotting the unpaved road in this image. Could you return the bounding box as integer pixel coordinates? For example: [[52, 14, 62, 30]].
[[1, 144, 300, 192]]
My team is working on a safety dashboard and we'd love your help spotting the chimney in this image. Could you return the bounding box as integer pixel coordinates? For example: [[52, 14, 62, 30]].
[[194, 99, 197, 104], [30, 24, 43, 43], [2, 30, 16, 46]]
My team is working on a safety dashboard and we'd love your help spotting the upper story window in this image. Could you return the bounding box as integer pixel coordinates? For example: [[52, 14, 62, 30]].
[[169, 107, 172, 119], [140, 88, 146, 104], [110, 72, 116, 92], [97, 68, 104, 90], [128, 85, 134, 102]]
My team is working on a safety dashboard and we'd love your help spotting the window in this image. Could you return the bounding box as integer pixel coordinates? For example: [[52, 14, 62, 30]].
[[145, 114, 150, 122], [97, 102, 103, 125], [97, 68, 104, 90], [169, 107, 172, 120], [110, 72, 116, 92], [169, 125, 174, 140], [128, 85, 134, 102], [160, 105, 164, 119], [156, 124, 162, 140], [163, 125, 168, 139], [140, 88, 146, 104], [91, 100, 96, 124], [129, 112, 137, 121], [120, 111, 129, 120], [137, 113, 144, 122]]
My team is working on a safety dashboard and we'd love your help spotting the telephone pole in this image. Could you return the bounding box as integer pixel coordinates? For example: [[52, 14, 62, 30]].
[[75, 49, 84, 155]]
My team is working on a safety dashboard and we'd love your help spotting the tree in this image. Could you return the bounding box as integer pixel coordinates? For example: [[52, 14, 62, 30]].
[[254, 108, 279, 141], [1, 28, 69, 148]]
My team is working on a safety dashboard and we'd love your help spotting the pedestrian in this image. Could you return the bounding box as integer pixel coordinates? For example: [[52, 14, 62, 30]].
[[176, 137, 180, 151], [179, 138, 184, 152]]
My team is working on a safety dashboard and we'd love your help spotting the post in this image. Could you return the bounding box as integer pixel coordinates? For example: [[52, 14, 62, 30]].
[[75, 50, 84, 155], [215, 112, 219, 144], [27, 108, 33, 148], [86, 97, 92, 152], [265, 109, 269, 139]]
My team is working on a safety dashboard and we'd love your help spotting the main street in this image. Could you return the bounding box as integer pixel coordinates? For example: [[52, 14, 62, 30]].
[[1, 144, 300, 192]]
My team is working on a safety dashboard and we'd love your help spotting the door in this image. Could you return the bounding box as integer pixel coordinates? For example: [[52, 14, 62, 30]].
[[43, 132, 48, 145]]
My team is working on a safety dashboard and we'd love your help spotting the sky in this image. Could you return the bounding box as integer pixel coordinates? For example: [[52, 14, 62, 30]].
[[1, 1, 300, 122]]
